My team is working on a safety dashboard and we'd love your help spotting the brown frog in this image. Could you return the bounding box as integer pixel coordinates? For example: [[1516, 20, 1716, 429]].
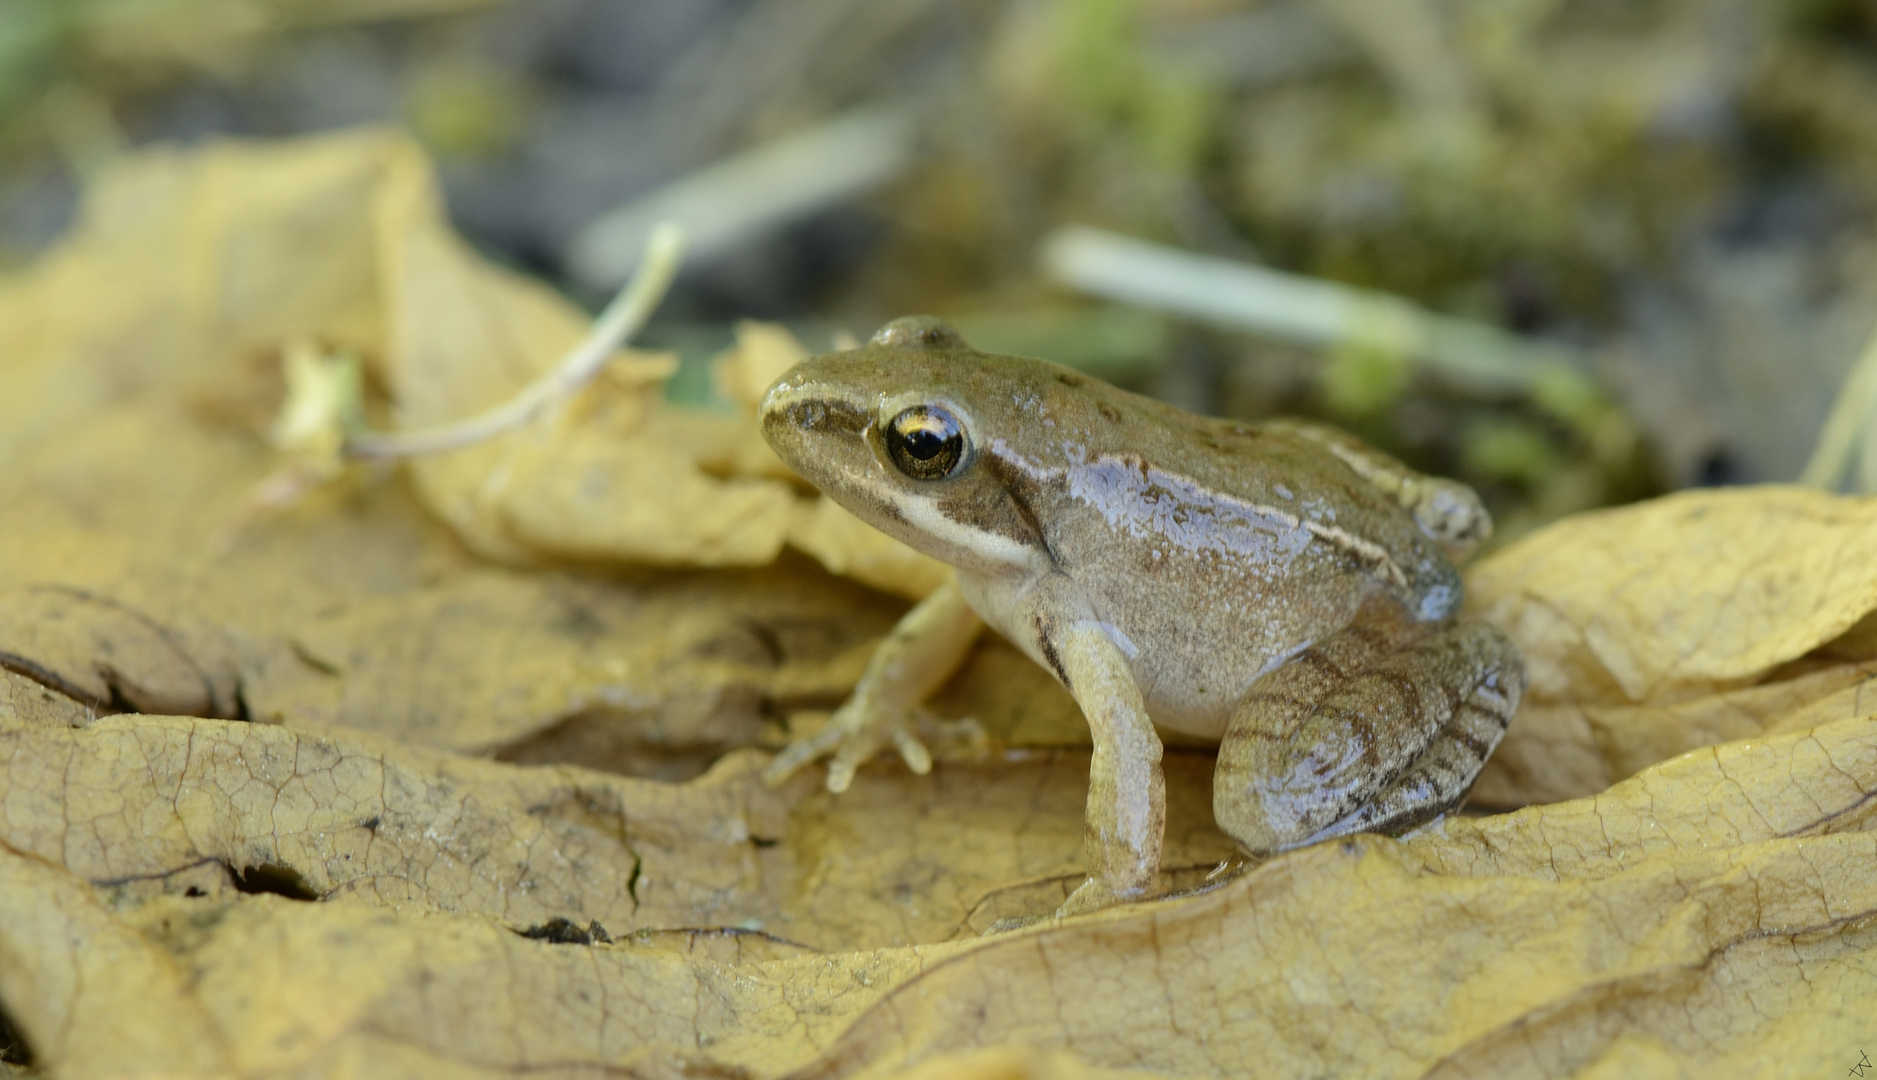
[[760, 317, 1525, 916]]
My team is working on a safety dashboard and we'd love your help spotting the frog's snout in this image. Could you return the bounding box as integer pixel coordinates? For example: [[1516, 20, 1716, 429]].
[[756, 383, 800, 460], [758, 380, 873, 466], [757, 380, 790, 431], [758, 382, 818, 440]]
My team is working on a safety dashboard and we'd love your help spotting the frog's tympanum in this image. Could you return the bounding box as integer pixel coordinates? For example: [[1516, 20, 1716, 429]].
[[761, 316, 1526, 916]]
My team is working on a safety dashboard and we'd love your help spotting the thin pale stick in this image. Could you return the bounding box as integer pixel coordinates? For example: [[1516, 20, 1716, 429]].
[[346, 221, 685, 460], [1799, 322, 1877, 490]]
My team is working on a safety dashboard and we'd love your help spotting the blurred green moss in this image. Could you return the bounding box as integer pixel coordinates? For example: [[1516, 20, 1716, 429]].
[[405, 60, 527, 160]]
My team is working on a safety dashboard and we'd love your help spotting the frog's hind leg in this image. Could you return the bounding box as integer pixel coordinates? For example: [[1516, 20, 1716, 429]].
[[1309, 668, 1521, 842], [1212, 607, 1525, 857]]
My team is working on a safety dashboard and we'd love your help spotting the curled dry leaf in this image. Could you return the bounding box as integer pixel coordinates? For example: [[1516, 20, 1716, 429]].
[[2, 133, 1875, 1080], [0, 132, 973, 764], [716, 318, 812, 414], [370, 135, 802, 568], [376, 139, 947, 591], [788, 494, 957, 602], [1467, 487, 1877, 805], [1468, 487, 1877, 704], [0, 387, 910, 759], [1, 663, 1872, 1078]]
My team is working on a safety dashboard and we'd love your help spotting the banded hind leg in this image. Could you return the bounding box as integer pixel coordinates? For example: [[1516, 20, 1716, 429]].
[[1212, 600, 1525, 856]]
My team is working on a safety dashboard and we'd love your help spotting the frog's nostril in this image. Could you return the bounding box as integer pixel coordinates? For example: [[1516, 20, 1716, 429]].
[[788, 401, 828, 430]]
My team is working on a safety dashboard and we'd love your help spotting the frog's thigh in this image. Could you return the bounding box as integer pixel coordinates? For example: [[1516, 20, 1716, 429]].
[[1316, 650, 1523, 840], [1213, 617, 1524, 855], [1053, 621, 1166, 907]]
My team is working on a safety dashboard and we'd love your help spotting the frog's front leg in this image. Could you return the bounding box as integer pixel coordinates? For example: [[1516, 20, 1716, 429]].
[[1045, 616, 1166, 917], [761, 573, 983, 793], [1213, 602, 1525, 855]]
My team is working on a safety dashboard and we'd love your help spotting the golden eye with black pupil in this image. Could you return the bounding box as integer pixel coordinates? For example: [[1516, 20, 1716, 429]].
[[884, 405, 966, 480]]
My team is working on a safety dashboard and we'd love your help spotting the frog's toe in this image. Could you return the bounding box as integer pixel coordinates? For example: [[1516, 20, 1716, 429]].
[[824, 713, 929, 792], [826, 733, 880, 793], [825, 758, 856, 793], [759, 725, 844, 788], [890, 726, 933, 774]]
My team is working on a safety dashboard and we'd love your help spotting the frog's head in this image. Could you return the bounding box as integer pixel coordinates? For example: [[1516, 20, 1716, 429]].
[[760, 316, 1053, 577]]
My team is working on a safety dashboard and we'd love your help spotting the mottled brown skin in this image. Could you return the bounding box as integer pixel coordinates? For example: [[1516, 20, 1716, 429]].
[[761, 316, 1526, 916]]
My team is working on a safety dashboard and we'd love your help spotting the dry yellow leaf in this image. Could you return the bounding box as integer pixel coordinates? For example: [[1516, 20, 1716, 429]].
[[788, 494, 956, 601], [0, 846, 233, 1079], [0, 667, 1224, 950], [367, 133, 813, 568], [4, 132, 1876, 1080], [2, 661, 1872, 1077], [1469, 487, 1877, 704], [1472, 657, 1877, 805], [0, 134, 935, 760], [0, 389, 907, 757], [715, 318, 812, 412], [490, 418, 799, 567], [0, 127, 893, 579], [1468, 486, 1877, 804], [0, 135, 383, 467]]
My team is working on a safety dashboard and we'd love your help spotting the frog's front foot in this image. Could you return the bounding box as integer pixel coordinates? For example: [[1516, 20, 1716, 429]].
[[760, 576, 981, 794], [760, 700, 933, 793]]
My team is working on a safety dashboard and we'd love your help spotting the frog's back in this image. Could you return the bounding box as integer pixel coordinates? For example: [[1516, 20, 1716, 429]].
[[907, 352, 1457, 728], [979, 354, 1456, 605]]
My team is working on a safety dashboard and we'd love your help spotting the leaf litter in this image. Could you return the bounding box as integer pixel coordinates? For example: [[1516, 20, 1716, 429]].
[[0, 133, 1873, 1079]]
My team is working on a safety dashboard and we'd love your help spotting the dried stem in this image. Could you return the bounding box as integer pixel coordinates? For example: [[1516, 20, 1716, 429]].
[[1040, 225, 1589, 396], [346, 221, 686, 460], [1799, 320, 1877, 492]]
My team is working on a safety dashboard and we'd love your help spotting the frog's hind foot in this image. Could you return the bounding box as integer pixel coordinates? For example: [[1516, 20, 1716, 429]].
[[1212, 614, 1526, 857]]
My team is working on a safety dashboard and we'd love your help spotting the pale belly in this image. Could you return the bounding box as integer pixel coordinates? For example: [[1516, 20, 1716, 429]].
[[961, 554, 1376, 743], [1100, 580, 1358, 740]]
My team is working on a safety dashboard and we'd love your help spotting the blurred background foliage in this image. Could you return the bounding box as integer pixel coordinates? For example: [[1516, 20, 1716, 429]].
[[5, 0, 1877, 542]]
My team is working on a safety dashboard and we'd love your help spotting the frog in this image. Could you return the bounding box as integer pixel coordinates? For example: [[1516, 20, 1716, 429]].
[[760, 316, 1526, 917]]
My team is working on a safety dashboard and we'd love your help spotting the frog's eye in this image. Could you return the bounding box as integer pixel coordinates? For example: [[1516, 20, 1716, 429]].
[[884, 405, 967, 481]]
